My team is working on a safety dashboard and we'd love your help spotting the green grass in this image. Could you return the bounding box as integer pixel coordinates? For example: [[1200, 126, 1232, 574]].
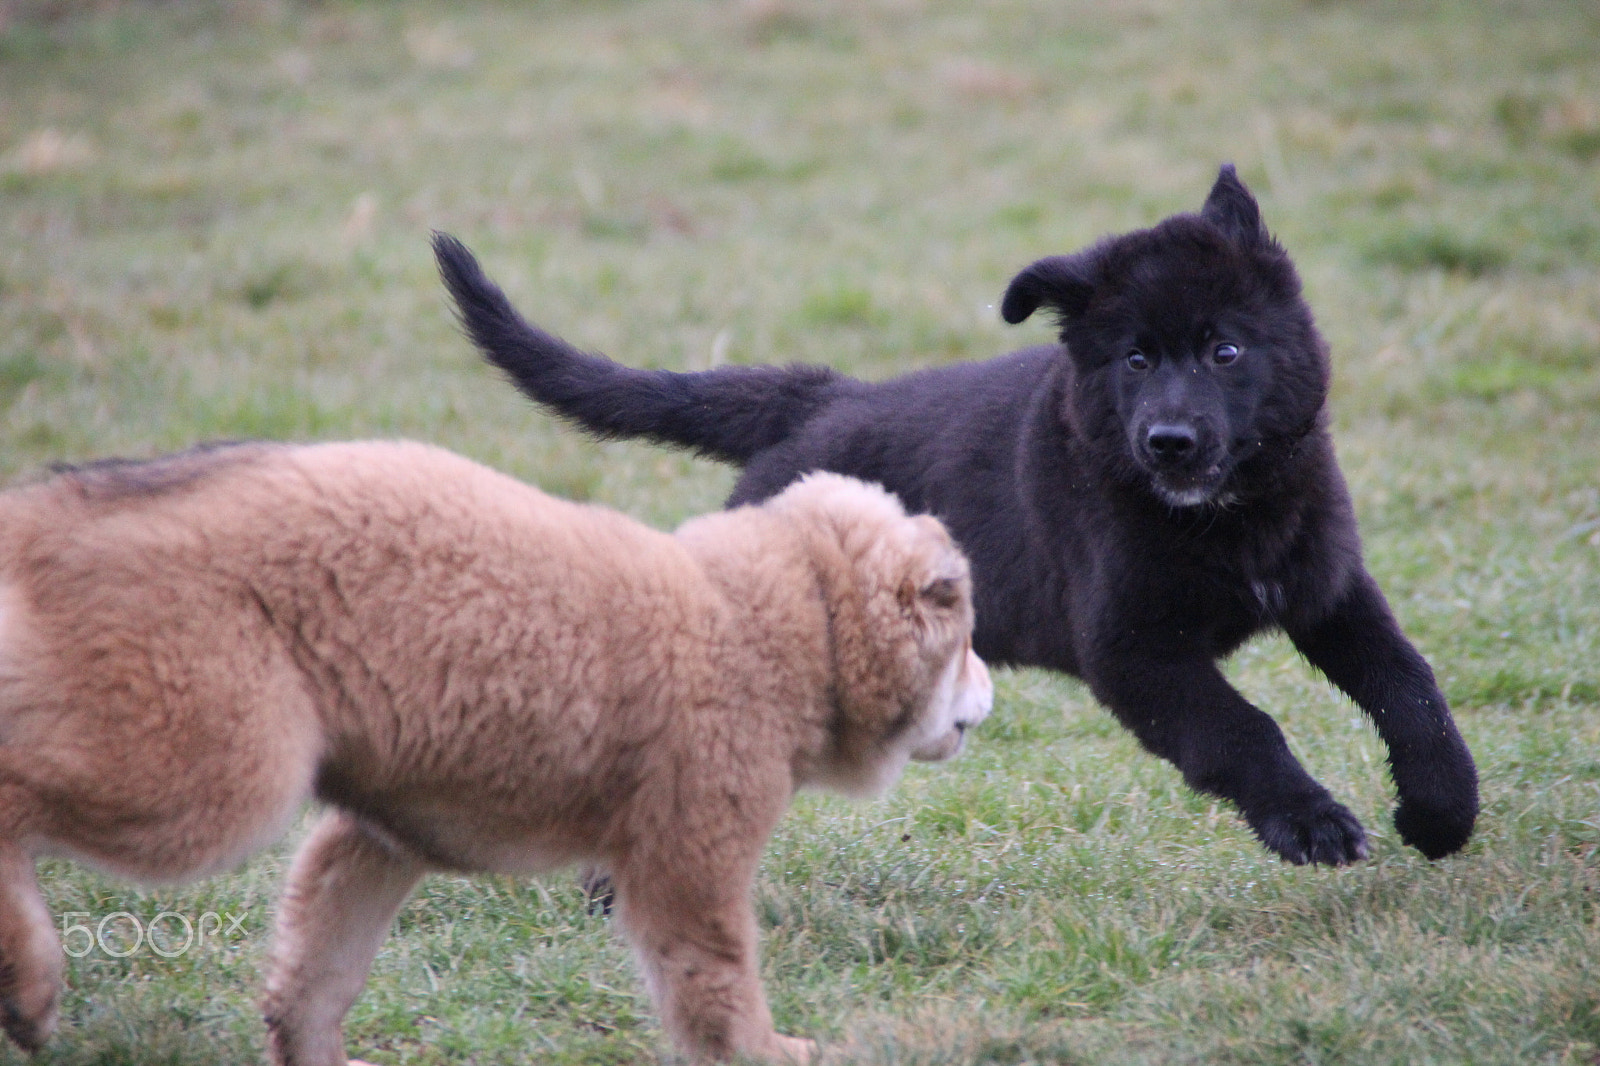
[[2, 0, 1597, 1062]]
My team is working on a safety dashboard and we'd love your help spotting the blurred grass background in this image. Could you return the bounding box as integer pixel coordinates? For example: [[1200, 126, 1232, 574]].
[[1, 0, 1597, 1062]]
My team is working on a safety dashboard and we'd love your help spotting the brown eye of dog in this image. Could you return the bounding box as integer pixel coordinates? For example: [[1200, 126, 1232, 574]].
[[1213, 343, 1240, 365], [1126, 350, 1150, 371]]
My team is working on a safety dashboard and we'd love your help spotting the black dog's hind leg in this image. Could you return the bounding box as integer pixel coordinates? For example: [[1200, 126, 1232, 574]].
[[1084, 650, 1370, 865], [1287, 571, 1478, 859], [581, 865, 616, 916]]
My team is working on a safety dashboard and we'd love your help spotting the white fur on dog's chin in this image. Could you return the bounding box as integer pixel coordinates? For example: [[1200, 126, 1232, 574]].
[[1152, 463, 1237, 509], [814, 646, 992, 800], [1155, 481, 1238, 510], [910, 647, 993, 763]]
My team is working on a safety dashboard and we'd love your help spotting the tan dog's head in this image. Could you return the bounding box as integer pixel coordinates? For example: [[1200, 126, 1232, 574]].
[[770, 473, 993, 797]]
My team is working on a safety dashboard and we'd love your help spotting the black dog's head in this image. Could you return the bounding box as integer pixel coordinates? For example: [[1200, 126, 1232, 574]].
[[1001, 165, 1330, 509]]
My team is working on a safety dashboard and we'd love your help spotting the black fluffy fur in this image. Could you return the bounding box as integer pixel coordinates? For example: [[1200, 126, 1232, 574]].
[[433, 166, 1478, 864]]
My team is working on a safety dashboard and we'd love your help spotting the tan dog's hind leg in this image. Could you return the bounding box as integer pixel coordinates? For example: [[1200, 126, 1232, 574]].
[[0, 839, 61, 1053], [263, 811, 426, 1066], [612, 861, 815, 1064]]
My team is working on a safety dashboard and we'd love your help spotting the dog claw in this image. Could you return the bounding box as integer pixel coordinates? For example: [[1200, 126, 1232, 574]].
[[1250, 800, 1369, 866]]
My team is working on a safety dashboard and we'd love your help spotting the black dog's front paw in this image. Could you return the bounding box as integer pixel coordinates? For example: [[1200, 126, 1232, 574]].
[[1390, 744, 1479, 859], [1247, 797, 1369, 865], [1393, 794, 1476, 860]]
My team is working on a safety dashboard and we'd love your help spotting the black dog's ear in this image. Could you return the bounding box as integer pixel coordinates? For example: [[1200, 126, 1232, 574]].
[[1000, 252, 1098, 325], [1200, 164, 1271, 248]]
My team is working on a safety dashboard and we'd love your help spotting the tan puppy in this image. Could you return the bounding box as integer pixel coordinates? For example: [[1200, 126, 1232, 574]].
[[0, 440, 991, 1064]]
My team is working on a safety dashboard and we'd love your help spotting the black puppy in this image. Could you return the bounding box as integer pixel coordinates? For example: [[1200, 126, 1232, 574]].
[[432, 166, 1478, 865]]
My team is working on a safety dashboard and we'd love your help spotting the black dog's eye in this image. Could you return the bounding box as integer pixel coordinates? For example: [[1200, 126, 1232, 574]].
[[1212, 343, 1240, 366], [1126, 349, 1150, 371]]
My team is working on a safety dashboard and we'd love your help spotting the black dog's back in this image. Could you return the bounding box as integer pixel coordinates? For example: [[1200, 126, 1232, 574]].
[[724, 345, 1052, 508], [433, 233, 849, 465]]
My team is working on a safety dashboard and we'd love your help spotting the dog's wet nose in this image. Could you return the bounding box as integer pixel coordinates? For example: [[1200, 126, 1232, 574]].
[[1146, 423, 1198, 463]]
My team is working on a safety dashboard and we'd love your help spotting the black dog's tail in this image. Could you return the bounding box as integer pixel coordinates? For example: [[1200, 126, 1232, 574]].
[[432, 232, 844, 465]]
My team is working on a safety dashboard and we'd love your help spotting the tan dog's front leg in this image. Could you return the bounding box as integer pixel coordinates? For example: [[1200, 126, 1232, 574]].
[[263, 811, 426, 1066], [612, 859, 814, 1064], [0, 840, 62, 1053]]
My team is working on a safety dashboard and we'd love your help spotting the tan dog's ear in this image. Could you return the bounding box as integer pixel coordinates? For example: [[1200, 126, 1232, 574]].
[[899, 560, 970, 630], [897, 516, 970, 622]]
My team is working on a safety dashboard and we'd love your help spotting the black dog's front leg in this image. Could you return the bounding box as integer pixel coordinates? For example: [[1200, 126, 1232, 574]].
[[1084, 649, 1370, 865], [1288, 571, 1478, 860]]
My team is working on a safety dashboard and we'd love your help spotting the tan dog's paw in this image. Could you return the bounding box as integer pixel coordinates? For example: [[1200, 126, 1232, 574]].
[[0, 979, 60, 1054], [772, 1034, 817, 1064]]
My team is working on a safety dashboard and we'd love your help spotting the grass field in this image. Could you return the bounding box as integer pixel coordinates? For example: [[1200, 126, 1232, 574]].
[[2, 0, 1598, 1062]]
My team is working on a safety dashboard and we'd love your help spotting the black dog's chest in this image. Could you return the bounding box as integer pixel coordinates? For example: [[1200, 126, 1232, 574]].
[[1178, 519, 1290, 601], [973, 502, 1298, 673], [1120, 537, 1285, 651], [1167, 552, 1285, 649]]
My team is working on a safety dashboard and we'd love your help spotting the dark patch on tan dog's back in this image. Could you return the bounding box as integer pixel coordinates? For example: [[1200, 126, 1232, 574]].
[[52, 441, 278, 503]]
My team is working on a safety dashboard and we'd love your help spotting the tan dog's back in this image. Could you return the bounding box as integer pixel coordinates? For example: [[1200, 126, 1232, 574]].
[[0, 440, 732, 878]]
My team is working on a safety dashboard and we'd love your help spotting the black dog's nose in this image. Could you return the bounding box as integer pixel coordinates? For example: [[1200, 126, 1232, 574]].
[[1146, 423, 1197, 462]]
